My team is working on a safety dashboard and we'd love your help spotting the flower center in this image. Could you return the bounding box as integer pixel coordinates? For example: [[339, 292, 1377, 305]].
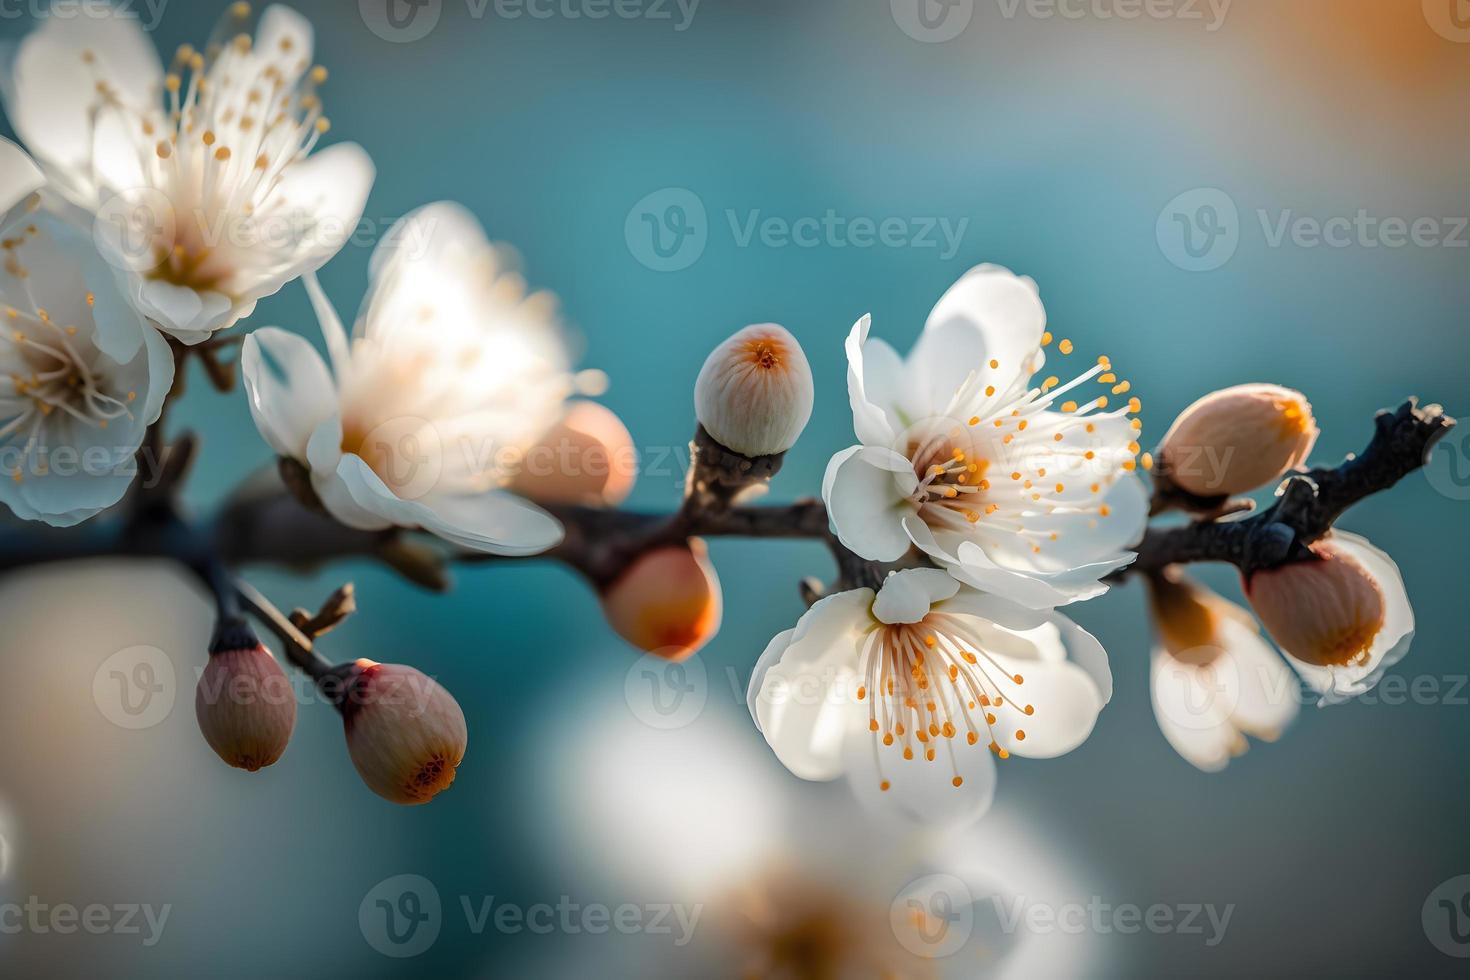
[[1, 235, 135, 481], [905, 339, 1146, 561], [857, 614, 1035, 792], [742, 335, 786, 370]]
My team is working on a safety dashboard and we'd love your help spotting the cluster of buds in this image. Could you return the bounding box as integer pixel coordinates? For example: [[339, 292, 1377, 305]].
[[599, 324, 815, 658], [195, 588, 469, 806], [1148, 383, 1414, 724]]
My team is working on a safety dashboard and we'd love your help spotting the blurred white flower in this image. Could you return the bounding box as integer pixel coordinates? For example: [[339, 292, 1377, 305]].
[[748, 569, 1111, 829], [1244, 532, 1414, 706], [1146, 571, 1298, 772], [242, 202, 578, 554], [825, 264, 1149, 609], [0, 3, 374, 344], [0, 141, 173, 526], [536, 695, 1034, 980]]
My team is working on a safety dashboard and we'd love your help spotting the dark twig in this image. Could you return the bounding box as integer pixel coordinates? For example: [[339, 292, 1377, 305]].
[[1119, 399, 1455, 581]]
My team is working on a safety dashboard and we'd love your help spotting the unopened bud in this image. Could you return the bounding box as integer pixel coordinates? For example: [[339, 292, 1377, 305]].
[[1146, 572, 1224, 668], [510, 401, 637, 506], [694, 323, 813, 457], [341, 661, 467, 805], [195, 644, 297, 772], [600, 539, 722, 661], [1245, 539, 1386, 668], [1159, 384, 1318, 497]]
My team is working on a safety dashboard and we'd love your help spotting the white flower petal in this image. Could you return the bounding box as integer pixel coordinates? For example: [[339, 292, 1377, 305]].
[[241, 328, 338, 460], [751, 593, 873, 782], [871, 568, 960, 625], [268, 142, 375, 279], [0, 135, 43, 233], [844, 314, 904, 447], [988, 655, 1104, 759], [1150, 650, 1241, 773], [824, 445, 918, 562], [844, 722, 998, 829], [2, 8, 162, 202], [414, 490, 564, 557], [921, 263, 1047, 400]]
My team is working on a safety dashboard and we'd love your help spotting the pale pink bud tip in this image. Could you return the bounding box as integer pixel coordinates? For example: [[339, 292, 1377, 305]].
[[509, 401, 638, 506], [694, 323, 814, 457], [195, 645, 297, 772], [1160, 383, 1318, 497], [1246, 541, 1386, 668], [601, 539, 722, 661], [343, 662, 468, 805]]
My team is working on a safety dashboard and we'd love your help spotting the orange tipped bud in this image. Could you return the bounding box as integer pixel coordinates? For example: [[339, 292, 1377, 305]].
[[510, 401, 638, 506], [600, 539, 722, 661], [1146, 572, 1225, 668], [342, 661, 467, 805], [694, 323, 813, 457], [1159, 384, 1318, 497], [195, 644, 297, 772], [1246, 541, 1386, 668]]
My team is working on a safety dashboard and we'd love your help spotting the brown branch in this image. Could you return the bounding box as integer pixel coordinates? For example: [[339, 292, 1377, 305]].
[[1120, 399, 1455, 580]]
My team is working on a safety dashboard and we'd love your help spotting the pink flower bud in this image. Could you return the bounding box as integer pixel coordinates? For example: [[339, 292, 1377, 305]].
[[509, 401, 638, 506], [1159, 384, 1318, 497], [694, 324, 814, 457], [195, 644, 297, 772], [1245, 540, 1386, 668], [342, 661, 467, 805], [600, 539, 723, 661]]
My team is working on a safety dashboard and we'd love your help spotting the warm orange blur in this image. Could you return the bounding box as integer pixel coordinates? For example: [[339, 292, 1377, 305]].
[[600, 539, 723, 660]]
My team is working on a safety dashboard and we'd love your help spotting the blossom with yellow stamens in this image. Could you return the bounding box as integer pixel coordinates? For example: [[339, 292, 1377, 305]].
[[0, 143, 173, 526], [0, 3, 373, 345], [748, 568, 1111, 827], [825, 264, 1148, 609]]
